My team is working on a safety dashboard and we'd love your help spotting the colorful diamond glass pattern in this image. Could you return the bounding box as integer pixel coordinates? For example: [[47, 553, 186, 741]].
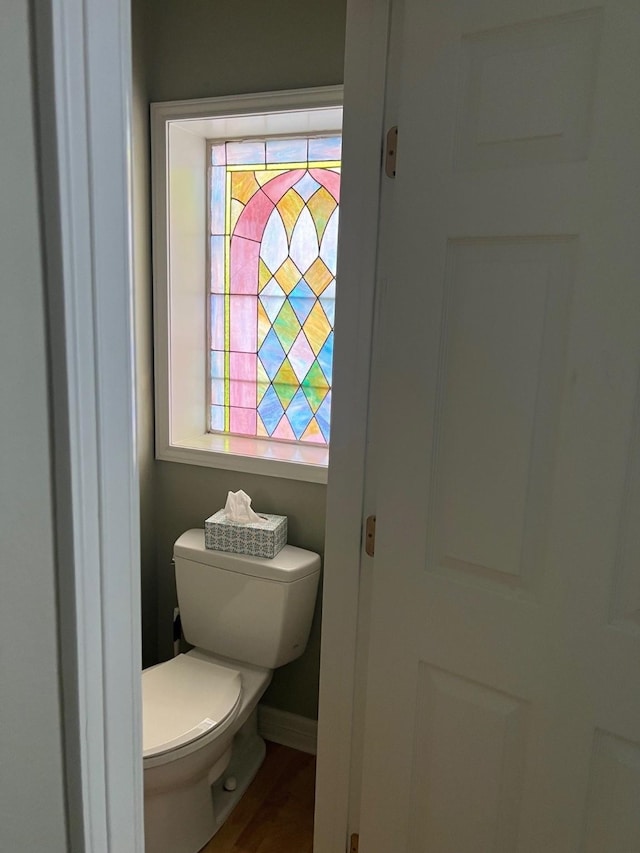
[[209, 134, 340, 445]]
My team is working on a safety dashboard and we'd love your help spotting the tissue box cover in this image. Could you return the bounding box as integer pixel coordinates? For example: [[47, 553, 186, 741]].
[[204, 511, 287, 558]]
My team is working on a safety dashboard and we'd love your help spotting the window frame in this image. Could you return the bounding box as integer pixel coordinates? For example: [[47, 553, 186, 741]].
[[151, 87, 343, 484]]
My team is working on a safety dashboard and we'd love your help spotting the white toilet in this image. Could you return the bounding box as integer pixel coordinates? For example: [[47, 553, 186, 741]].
[[142, 528, 321, 853]]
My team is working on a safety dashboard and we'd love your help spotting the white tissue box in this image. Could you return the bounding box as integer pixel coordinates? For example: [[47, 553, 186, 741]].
[[204, 510, 288, 558]]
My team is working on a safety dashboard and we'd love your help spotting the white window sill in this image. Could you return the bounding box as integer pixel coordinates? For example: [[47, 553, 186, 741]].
[[157, 433, 329, 484]]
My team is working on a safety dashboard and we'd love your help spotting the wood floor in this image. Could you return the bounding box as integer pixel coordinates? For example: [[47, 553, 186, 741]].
[[201, 742, 316, 853]]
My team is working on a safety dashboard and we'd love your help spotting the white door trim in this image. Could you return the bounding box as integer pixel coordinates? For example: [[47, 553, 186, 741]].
[[32, 1, 143, 851], [314, 0, 391, 849], [32, 0, 389, 848]]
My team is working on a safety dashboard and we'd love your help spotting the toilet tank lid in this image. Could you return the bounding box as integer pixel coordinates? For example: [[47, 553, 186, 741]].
[[174, 529, 321, 582]]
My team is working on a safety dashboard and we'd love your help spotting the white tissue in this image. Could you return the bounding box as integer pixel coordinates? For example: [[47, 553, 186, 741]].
[[221, 489, 265, 525]]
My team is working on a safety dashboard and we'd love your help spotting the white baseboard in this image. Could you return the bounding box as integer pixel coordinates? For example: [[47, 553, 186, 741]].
[[257, 704, 318, 755]]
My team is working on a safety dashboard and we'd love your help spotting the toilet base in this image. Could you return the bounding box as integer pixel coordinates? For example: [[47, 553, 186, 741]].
[[144, 710, 266, 853], [210, 710, 267, 834]]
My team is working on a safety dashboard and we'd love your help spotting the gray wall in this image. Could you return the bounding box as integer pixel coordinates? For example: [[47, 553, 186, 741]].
[[0, 2, 68, 849], [141, 0, 347, 102], [134, 0, 346, 718]]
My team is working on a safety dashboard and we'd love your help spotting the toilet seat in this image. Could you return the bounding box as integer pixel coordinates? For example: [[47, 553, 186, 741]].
[[143, 654, 242, 759]]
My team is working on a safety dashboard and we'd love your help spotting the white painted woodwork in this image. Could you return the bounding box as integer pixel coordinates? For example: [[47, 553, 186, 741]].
[[313, 0, 390, 849], [430, 238, 574, 595], [581, 730, 640, 851], [151, 90, 342, 484], [0, 2, 68, 849], [257, 705, 318, 755], [30, 0, 143, 850], [168, 123, 208, 445], [357, 0, 640, 850], [410, 665, 528, 853], [610, 384, 640, 629]]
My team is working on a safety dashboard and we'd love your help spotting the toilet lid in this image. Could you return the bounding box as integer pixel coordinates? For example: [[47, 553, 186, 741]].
[[142, 655, 242, 758]]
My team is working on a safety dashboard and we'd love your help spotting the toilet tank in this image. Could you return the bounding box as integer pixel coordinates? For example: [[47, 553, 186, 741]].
[[173, 529, 321, 669]]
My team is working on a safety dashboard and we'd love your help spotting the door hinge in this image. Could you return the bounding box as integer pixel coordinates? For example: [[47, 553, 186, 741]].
[[350, 833, 359, 853], [385, 125, 398, 177], [365, 515, 376, 557]]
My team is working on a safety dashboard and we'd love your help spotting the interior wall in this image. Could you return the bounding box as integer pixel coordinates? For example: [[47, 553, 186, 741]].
[[141, 0, 347, 102], [0, 2, 68, 849], [135, 0, 347, 719]]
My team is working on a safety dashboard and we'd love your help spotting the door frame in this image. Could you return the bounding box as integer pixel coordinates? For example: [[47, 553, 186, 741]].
[[35, 0, 392, 849], [314, 0, 391, 849], [32, 0, 143, 850]]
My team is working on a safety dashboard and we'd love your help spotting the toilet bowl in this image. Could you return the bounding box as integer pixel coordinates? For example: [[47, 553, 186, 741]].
[[142, 530, 320, 853], [143, 652, 272, 853]]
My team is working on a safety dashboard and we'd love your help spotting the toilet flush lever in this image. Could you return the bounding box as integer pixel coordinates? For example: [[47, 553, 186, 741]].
[[365, 516, 376, 557]]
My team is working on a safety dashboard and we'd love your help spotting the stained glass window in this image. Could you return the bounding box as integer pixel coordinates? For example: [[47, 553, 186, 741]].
[[209, 134, 340, 446]]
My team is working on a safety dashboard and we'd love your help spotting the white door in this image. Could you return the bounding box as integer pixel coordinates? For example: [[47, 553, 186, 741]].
[[358, 0, 640, 850]]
